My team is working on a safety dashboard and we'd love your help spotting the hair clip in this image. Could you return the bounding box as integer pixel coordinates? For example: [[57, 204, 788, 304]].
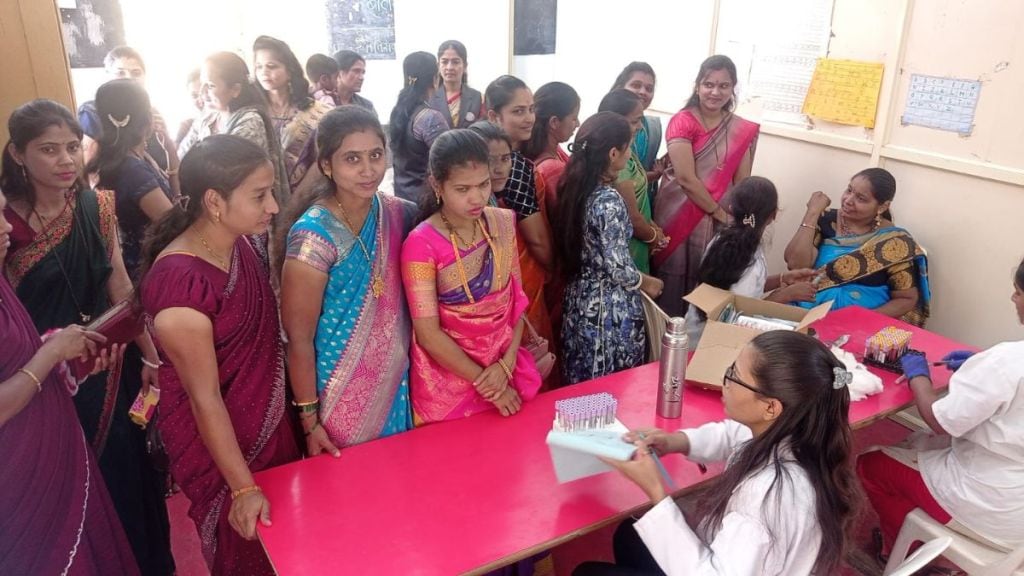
[[107, 113, 131, 129], [832, 366, 853, 389], [742, 214, 756, 228], [568, 140, 588, 153], [107, 113, 131, 145], [175, 195, 191, 211], [406, 75, 417, 87]]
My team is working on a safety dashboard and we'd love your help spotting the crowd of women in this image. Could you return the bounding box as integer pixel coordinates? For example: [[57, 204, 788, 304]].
[[0, 34, 1020, 576]]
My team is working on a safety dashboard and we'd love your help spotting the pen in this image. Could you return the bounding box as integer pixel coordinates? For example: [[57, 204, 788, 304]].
[[650, 451, 679, 491], [636, 432, 679, 491]]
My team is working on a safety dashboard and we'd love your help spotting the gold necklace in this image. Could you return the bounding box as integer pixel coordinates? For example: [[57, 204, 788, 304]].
[[334, 196, 384, 298], [439, 211, 478, 249], [440, 212, 501, 303], [838, 213, 877, 236], [195, 229, 230, 271]]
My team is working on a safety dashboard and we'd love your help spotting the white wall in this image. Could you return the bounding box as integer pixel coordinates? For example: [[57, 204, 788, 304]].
[[753, 135, 1024, 349], [69, 0, 512, 131]]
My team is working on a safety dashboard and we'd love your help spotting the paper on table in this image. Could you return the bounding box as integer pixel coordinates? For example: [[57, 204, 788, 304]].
[[802, 58, 885, 128], [901, 74, 981, 135], [546, 419, 635, 483]]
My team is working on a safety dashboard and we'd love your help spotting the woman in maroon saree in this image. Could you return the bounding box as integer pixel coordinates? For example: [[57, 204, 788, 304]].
[[140, 134, 298, 575], [0, 190, 138, 575]]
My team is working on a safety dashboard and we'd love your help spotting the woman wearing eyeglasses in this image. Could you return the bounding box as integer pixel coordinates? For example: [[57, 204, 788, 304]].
[[575, 331, 859, 576], [651, 55, 759, 317]]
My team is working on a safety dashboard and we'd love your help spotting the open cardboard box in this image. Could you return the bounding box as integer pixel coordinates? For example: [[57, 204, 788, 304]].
[[684, 284, 833, 389]]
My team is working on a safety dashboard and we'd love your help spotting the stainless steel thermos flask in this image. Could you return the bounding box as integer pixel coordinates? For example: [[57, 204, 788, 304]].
[[657, 318, 688, 418]]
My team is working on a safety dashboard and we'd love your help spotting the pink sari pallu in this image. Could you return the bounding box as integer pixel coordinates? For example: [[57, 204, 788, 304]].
[[402, 208, 542, 424], [653, 110, 759, 267]]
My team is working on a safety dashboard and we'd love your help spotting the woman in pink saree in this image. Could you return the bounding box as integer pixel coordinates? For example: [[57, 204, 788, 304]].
[[402, 129, 541, 425], [140, 135, 299, 575], [653, 55, 759, 316]]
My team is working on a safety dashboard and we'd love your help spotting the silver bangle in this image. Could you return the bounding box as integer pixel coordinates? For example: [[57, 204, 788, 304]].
[[141, 357, 163, 370]]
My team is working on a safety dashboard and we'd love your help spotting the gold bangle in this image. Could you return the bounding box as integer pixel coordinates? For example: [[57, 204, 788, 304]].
[[642, 227, 658, 244], [291, 398, 320, 414], [799, 223, 818, 231], [496, 358, 513, 381], [18, 368, 42, 392], [230, 485, 261, 500]]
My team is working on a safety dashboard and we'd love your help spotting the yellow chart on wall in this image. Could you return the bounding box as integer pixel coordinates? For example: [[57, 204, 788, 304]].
[[802, 58, 884, 128]]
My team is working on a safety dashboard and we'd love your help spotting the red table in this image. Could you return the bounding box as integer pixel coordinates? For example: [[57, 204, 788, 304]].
[[255, 307, 969, 575]]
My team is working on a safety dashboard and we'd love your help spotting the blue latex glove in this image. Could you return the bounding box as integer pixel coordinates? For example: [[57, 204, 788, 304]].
[[941, 350, 975, 372], [900, 354, 931, 381]]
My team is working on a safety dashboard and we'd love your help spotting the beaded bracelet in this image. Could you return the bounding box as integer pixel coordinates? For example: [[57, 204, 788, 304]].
[[230, 485, 261, 500]]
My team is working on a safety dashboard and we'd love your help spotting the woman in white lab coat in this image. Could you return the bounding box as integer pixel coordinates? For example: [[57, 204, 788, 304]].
[[574, 330, 860, 576], [859, 255, 1024, 558]]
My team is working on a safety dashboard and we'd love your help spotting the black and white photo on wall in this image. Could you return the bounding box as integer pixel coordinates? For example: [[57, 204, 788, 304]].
[[327, 0, 396, 60], [514, 0, 557, 56]]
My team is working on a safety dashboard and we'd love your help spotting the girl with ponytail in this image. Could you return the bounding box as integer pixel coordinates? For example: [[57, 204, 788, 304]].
[[684, 176, 817, 343], [139, 134, 299, 576], [557, 112, 664, 385], [578, 330, 861, 576], [389, 51, 449, 203], [88, 78, 176, 279]]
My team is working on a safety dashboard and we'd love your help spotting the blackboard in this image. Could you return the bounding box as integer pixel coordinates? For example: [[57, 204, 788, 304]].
[[514, 0, 557, 56], [60, 0, 126, 69], [327, 0, 396, 60]]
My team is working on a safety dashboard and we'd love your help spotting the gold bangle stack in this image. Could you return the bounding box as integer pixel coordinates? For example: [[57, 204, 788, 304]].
[[496, 358, 514, 381]]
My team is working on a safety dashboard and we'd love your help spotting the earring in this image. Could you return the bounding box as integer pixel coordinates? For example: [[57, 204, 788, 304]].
[[215, 211, 221, 224], [434, 193, 441, 205], [20, 164, 28, 182], [875, 212, 882, 230]]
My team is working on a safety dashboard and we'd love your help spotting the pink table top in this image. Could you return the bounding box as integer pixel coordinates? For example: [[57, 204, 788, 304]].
[[255, 306, 970, 575]]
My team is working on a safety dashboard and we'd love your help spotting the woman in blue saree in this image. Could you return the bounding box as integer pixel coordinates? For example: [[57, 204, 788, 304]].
[[785, 168, 930, 326], [282, 106, 415, 456]]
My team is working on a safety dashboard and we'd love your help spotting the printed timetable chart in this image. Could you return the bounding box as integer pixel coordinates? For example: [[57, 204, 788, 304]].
[[802, 58, 885, 128], [901, 74, 981, 135]]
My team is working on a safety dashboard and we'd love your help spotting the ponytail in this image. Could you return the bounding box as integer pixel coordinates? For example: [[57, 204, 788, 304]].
[[139, 135, 271, 282], [555, 112, 631, 279], [696, 176, 778, 318], [389, 52, 438, 156]]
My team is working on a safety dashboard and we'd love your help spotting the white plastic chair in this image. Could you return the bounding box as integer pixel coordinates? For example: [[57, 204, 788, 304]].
[[886, 536, 951, 576], [883, 509, 1024, 575]]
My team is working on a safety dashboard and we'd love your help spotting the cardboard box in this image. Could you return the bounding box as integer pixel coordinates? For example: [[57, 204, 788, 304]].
[[684, 284, 832, 388]]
